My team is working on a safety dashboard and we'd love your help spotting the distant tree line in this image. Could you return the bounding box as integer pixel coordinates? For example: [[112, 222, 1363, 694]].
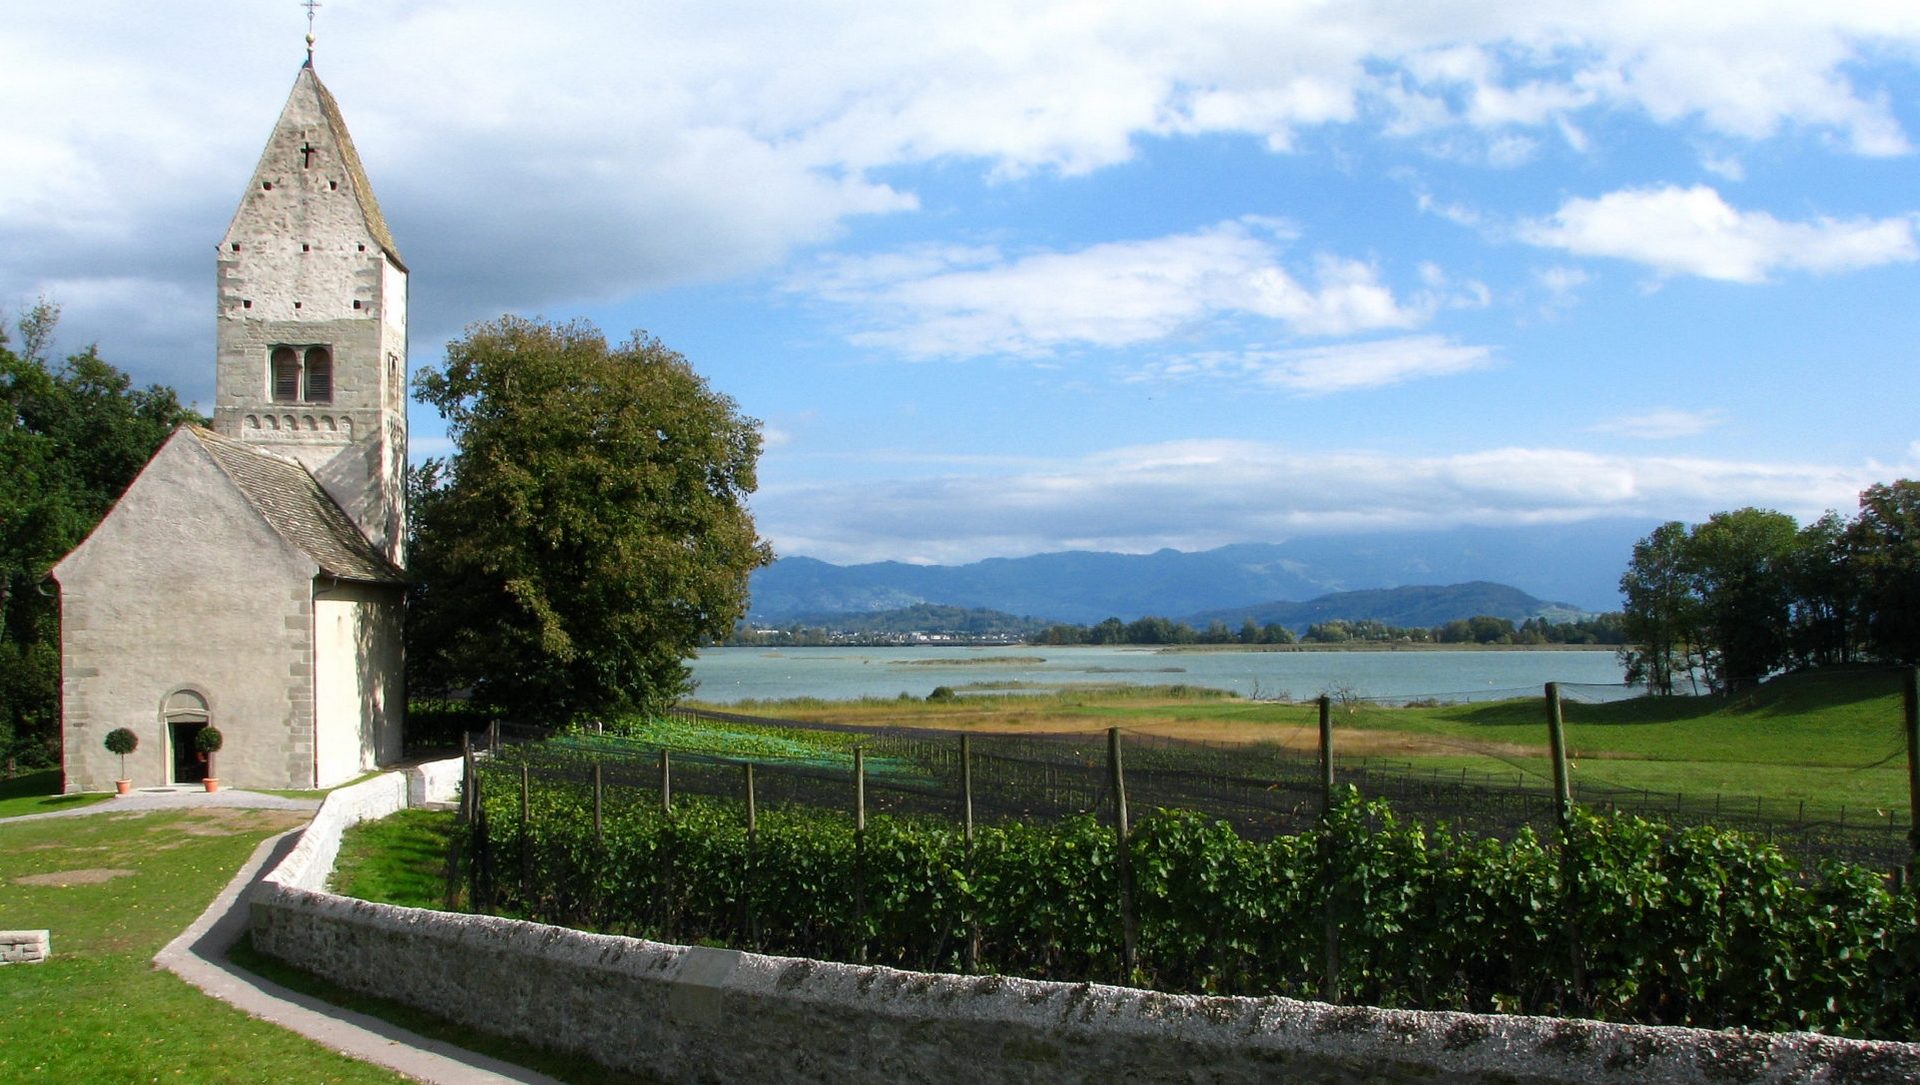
[[1619, 480, 1920, 695], [1026, 613, 1625, 647], [727, 604, 1050, 646]]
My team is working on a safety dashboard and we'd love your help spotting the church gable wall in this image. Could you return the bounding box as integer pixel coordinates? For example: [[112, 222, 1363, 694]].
[[54, 434, 321, 792]]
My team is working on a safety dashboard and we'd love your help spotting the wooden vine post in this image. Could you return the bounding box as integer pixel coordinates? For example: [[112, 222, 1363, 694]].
[[1108, 727, 1137, 981], [1317, 694, 1339, 1005], [1318, 694, 1335, 813], [471, 748, 490, 911], [1546, 682, 1585, 1006], [447, 732, 473, 910], [1905, 667, 1919, 901], [659, 748, 672, 814], [592, 761, 604, 844], [660, 748, 675, 940], [854, 747, 868, 965], [1546, 683, 1573, 831], [961, 734, 980, 972], [743, 762, 758, 948], [518, 759, 531, 903]]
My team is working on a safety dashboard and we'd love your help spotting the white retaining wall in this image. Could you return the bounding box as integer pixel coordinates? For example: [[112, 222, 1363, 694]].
[[250, 764, 1920, 1085]]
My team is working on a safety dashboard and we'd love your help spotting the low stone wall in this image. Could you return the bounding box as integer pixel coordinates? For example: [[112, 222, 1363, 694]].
[[0, 929, 49, 965], [405, 758, 464, 809], [251, 767, 1920, 1085]]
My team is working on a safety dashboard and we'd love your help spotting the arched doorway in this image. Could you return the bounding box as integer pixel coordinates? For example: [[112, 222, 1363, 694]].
[[163, 689, 211, 785]]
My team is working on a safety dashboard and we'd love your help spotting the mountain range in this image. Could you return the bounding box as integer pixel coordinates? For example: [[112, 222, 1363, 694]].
[[747, 521, 1650, 626]]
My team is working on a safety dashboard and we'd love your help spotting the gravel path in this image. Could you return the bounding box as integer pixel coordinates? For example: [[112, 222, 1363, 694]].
[[154, 829, 565, 1085], [2, 785, 322, 822]]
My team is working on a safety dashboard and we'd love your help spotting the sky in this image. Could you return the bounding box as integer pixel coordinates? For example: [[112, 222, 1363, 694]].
[[5, 2, 1919, 569]]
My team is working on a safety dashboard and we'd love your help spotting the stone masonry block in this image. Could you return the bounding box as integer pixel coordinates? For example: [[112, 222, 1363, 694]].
[[0, 930, 50, 965]]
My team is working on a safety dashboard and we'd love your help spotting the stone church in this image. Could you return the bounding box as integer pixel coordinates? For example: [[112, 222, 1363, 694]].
[[54, 59, 409, 791]]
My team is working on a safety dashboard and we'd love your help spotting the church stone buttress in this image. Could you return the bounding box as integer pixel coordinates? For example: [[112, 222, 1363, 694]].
[[214, 63, 408, 567]]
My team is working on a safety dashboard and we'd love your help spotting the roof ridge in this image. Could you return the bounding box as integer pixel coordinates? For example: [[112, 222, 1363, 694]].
[[189, 427, 404, 585], [305, 67, 405, 271]]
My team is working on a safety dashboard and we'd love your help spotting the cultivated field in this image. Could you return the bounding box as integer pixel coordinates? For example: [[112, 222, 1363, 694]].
[[694, 665, 1914, 823]]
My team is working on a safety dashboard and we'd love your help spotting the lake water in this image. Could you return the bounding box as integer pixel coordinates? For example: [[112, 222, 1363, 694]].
[[686, 645, 1637, 705]]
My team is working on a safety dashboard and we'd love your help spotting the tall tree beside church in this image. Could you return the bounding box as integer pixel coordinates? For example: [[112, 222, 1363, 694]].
[[408, 316, 773, 721], [0, 303, 198, 765]]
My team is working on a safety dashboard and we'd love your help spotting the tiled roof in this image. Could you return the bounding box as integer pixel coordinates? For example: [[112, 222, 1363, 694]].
[[307, 66, 405, 271], [192, 428, 404, 585]]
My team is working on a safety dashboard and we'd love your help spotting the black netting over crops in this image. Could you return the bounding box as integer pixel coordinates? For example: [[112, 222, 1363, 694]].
[[467, 704, 1912, 874]]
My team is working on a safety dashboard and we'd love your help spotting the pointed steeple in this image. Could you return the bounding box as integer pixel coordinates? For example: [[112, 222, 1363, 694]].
[[212, 64, 409, 568], [223, 65, 404, 271]]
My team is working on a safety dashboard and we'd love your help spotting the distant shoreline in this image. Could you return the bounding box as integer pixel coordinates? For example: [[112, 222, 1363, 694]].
[[717, 642, 1620, 654], [1150, 642, 1618, 654]]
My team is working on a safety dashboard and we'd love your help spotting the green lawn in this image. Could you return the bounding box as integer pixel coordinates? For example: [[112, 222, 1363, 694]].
[[0, 770, 108, 819], [0, 808, 411, 1084], [327, 806, 460, 907]]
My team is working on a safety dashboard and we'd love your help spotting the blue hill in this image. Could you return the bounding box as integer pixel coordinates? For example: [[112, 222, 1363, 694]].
[[748, 521, 1649, 625]]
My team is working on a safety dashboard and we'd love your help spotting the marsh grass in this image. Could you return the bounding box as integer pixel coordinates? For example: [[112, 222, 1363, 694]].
[[693, 667, 1912, 818]]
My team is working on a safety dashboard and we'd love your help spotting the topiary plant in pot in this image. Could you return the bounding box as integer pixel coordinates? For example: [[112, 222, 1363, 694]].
[[195, 726, 224, 792], [104, 728, 139, 794]]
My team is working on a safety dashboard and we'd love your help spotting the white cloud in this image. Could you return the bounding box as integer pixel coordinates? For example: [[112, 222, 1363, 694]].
[[1589, 409, 1727, 439], [1522, 185, 1919, 282], [1137, 336, 1496, 395], [1534, 265, 1590, 313], [789, 220, 1428, 357], [1700, 152, 1746, 181], [754, 439, 1897, 565], [6, 4, 1920, 378]]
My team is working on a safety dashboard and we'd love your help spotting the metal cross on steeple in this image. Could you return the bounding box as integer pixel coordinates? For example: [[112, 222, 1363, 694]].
[[303, 0, 323, 63]]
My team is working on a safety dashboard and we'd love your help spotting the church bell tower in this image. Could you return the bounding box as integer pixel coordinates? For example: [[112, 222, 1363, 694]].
[[212, 60, 408, 567]]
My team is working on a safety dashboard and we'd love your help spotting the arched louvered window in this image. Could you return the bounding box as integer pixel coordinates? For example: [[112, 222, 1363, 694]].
[[271, 347, 300, 402], [304, 346, 333, 403]]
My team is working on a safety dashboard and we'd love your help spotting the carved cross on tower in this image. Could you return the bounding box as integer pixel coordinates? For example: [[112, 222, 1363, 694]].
[[300, 141, 317, 168]]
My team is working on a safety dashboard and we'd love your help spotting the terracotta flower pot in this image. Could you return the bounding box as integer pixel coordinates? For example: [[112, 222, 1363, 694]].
[[204, 778, 220, 793], [115, 779, 132, 795]]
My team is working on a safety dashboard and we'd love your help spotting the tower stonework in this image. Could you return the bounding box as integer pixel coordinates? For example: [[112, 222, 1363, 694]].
[[214, 63, 408, 567]]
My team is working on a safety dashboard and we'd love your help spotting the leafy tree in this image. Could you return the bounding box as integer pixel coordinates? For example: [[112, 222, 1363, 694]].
[[1302, 620, 1351, 643], [1259, 622, 1295, 645], [408, 316, 772, 721], [1123, 615, 1188, 644], [0, 302, 197, 766], [1618, 522, 1698, 695], [1464, 615, 1514, 644], [1848, 480, 1920, 664], [1685, 507, 1800, 692], [1784, 511, 1861, 668]]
